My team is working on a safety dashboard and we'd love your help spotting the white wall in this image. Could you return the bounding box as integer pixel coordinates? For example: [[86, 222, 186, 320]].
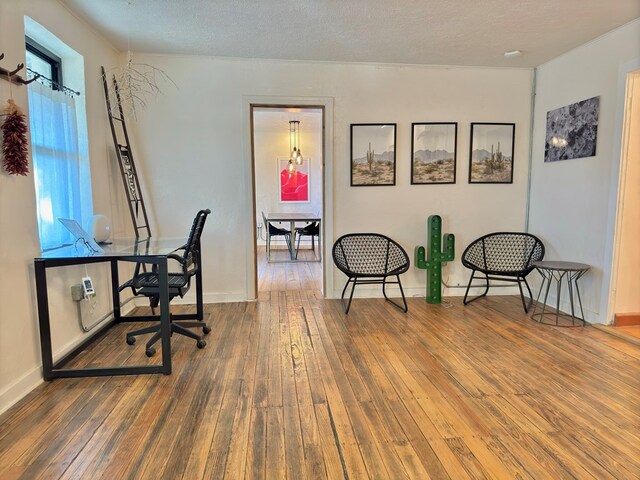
[[528, 19, 640, 324], [0, 0, 125, 413], [129, 54, 534, 301], [253, 108, 322, 247]]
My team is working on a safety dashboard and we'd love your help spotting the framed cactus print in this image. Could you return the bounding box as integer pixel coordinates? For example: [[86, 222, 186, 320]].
[[411, 122, 457, 184], [469, 123, 515, 184], [350, 123, 396, 186]]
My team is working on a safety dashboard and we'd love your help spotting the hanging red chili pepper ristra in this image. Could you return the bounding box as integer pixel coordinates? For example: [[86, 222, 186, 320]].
[[1, 97, 29, 176]]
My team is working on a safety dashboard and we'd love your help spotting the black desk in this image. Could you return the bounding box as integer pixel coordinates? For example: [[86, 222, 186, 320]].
[[34, 237, 202, 380]]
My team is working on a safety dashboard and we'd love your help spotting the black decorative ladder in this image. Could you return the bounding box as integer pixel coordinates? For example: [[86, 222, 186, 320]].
[[101, 66, 152, 239]]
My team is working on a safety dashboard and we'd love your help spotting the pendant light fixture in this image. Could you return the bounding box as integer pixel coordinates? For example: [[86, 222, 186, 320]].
[[289, 120, 304, 167]]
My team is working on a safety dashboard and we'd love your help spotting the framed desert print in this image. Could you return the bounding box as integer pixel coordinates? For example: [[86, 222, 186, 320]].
[[469, 123, 515, 184], [278, 158, 310, 202], [411, 122, 457, 184], [350, 123, 396, 186]]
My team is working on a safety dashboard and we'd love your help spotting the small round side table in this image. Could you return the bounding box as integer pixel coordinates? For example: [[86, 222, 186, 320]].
[[531, 261, 590, 326]]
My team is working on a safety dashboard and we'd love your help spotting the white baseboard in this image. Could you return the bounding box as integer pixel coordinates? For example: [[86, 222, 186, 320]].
[[0, 366, 43, 417]]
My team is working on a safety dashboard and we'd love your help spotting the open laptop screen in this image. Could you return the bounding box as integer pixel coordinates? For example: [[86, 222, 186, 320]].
[[58, 218, 104, 253]]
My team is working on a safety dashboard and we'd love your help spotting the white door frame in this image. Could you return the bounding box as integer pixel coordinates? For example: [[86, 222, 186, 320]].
[[604, 62, 640, 324], [242, 95, 335, 300], [602, 59, 640, 324]]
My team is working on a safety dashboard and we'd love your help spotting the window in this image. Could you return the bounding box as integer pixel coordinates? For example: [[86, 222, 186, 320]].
[[25, 27, 92, 251], [25, 38, 61, 88]]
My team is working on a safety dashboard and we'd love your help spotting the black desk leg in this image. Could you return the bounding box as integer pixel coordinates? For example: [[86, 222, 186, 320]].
[[196, 249, 203, 321], [111, 260, 121, 321], [34, 260, 53, 381], [158, 257, 172, 375]]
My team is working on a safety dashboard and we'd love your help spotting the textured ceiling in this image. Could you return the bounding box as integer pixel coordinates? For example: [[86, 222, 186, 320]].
[[62, 0, 640, 67]]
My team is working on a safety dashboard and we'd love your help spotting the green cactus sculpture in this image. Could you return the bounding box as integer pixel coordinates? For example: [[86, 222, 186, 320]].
[[414, 215, 455, 304]]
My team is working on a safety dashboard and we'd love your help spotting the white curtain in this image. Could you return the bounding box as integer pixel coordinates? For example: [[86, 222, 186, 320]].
[[28, 81, 92, 251]]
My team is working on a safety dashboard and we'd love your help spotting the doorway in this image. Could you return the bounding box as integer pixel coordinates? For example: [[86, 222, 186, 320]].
[[610, 70, 640, 335], [250, 105, 325, 295]]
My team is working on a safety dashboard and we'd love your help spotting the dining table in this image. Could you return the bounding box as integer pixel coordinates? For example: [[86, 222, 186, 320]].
[[267, 212, 321, 261]]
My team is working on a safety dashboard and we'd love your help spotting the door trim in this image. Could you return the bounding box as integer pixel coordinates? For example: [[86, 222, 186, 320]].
[[242, 95, 334, 300]]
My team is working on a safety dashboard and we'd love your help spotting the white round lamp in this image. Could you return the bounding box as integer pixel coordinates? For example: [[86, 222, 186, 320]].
[[90, 214, 112, 243]]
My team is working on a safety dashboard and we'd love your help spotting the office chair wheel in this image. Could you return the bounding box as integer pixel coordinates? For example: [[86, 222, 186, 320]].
[[126, 336, 136, 345], [203, 325, 211, 334], [197, 339, 207, 349], [145, 347, 156, 357]]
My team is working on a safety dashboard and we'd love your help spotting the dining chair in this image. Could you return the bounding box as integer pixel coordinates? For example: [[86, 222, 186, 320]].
[[262, 211, 291, 261], [295, 221, 320, 259]]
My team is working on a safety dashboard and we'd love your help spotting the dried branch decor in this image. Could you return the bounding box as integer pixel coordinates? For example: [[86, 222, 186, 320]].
[[105, 52, 176, 119], [1, 98, 29, 176]]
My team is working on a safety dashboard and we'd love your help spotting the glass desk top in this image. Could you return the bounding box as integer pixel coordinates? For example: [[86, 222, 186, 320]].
[[35, 237, 188, 260]]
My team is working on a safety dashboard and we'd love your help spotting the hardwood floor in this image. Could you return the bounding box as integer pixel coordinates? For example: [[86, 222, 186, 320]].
[[1, 288, 639, 478], [257, 245, 322, 292], [615, 326, 640, 340]]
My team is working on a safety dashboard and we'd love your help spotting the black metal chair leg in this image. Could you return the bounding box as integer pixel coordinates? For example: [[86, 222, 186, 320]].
[[516, 277, 528, 313], [340, 277, 358, 314], [266, 233, 271, 261], [382, 275, 408, 313], [145, 330, 162, 350], [126, 324, 161, 343], [286, 234, 293, 255], [172, 324, 203, 342], [523, 277, 534, 310], [397, 276, 408, 312], [463, 270, 476, 305], [295, 233, 302, 259], [463, 270, 490, 306]]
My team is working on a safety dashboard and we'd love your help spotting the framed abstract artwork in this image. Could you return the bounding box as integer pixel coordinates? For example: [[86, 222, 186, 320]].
[[411, 122, 457, 184], [545, 96, 599, 162], [278, 158, 310, 202], [469, 123, 515, 184], [350, 123, 396, 186]]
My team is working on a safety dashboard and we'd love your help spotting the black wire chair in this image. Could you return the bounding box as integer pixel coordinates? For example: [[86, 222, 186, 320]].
[[462, 232, 545, 313], [120, 209, 211, 356], [262, 211, 291, 261], [332, 233, 410, 314]]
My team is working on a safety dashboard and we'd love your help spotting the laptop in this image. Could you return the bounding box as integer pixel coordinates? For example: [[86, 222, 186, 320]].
[[58, 218, 104, 253]]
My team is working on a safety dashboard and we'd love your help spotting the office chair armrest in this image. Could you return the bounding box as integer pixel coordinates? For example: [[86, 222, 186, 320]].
[[167, 253, 187, 263]]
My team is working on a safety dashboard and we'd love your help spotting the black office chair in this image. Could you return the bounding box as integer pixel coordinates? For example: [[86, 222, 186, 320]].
[[121, 209, 210, 356], [262, 211, 291, 261], [295, 221, 320, 259]]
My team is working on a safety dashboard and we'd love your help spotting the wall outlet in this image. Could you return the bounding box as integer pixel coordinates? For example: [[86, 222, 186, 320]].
[[71, 284, 84, 301]]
